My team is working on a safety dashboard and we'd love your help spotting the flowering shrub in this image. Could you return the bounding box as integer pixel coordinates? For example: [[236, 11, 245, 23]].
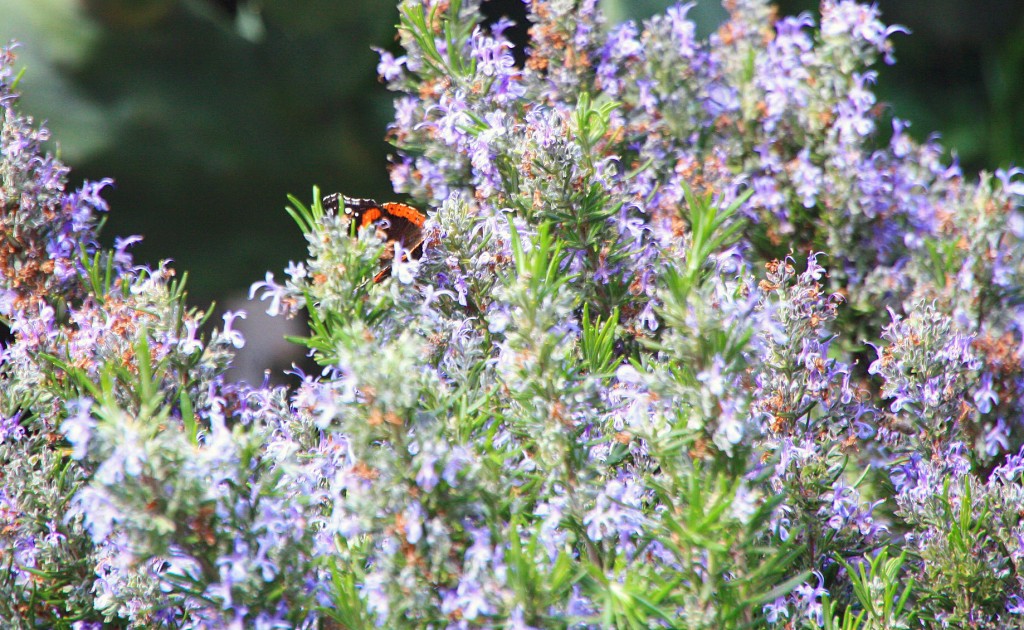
[[3, 0, 1024, 627]]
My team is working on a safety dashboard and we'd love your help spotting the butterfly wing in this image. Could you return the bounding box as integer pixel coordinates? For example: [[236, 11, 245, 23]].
[[322, 194, 426, 283]]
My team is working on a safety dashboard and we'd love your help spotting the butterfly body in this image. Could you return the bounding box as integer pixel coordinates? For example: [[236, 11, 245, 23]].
[[323, 193, 426, 282]]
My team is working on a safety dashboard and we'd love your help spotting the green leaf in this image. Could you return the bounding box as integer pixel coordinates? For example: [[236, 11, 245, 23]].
[[580, 304, 620, 377]]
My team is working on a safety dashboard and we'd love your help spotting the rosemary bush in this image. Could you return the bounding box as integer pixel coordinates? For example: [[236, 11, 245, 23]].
[[3, 1, 1024, 627]]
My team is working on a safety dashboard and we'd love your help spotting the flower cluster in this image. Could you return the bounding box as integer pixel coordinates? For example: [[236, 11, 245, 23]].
[[4, 0, 1024, 627], [0, 44, 112, 312]]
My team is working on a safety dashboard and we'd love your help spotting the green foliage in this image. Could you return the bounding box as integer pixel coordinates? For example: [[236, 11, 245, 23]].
[[823, 547, 916, 630]]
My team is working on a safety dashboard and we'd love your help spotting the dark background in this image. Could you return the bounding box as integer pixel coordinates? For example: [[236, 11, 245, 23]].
[[2, 0, 1022, 308]]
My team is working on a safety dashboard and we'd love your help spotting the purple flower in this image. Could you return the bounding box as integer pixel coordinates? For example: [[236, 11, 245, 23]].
[[696, 355, 727, 396], [583, 477, 647, 542], [375, 48, 407, 82], [283, 260, 306, 281], [763, 597, 790, 623], [414, 449, 440, 492], [441, 580, 493, 621], [249, 272, 291, 317], [391, 242, 421, 284], [112, 235, 142, 268], [790, 149, 823, 208], [793, 572, 827, 626], [469, 26, 516, 79], [441, 446, 470, 487], [220, 310, 247, 349], [996, 166, 1024, 198], [61, 398, 96, 460], [67, 486, 118, 542], [177, 318, 203, 355], [991, 448, 1024, 482], [0, 409, 26, 443], [637, 301, 659, 332], [974, 371, 999, 415], [984, 418, 1010, 457], [404, 501, 425, 544], [820, 1, 908, 64]]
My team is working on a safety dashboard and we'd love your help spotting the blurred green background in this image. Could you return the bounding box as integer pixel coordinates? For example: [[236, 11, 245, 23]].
[[2, 0, 1022, 308]]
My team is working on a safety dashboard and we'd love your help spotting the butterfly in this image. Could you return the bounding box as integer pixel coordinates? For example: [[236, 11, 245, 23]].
[[322, 193, 426, 283]]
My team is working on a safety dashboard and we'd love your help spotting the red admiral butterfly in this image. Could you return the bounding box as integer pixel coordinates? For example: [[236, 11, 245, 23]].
[[322, 193, 426, 283]]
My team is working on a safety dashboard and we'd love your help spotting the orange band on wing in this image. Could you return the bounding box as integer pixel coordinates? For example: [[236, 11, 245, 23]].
[[381, 202, 426, 227], [357, 207, 383, 228]]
